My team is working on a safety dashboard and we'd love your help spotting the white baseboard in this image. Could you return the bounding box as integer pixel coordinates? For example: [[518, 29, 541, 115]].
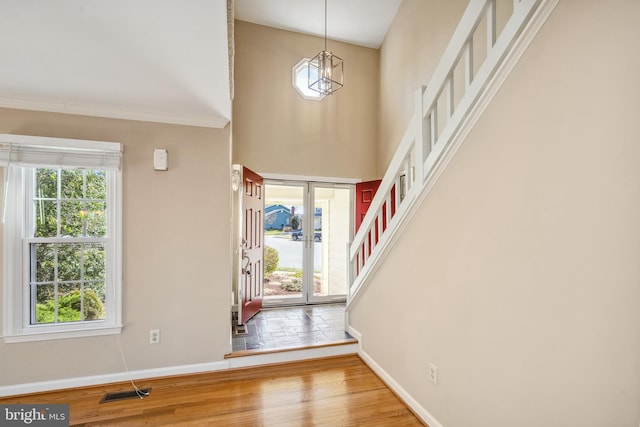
[[347, 325, 444, 427], [0, 344, 359, 397], [227, 343, 358, 369], [1, 335, 439, 426], [0, 360, 230, 397], [346, 324, 362, 344]]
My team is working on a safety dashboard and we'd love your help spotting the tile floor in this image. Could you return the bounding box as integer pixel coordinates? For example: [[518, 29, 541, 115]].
[[231, 303, 354, 353]]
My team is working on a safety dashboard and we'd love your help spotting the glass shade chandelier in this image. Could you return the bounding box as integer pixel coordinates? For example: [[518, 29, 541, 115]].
[[308, 0, 343, 96]]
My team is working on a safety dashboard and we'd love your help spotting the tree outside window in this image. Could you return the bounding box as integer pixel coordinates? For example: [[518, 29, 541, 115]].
[[30, 168, 108, 324]]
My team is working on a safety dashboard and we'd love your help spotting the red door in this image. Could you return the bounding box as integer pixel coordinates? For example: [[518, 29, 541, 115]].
[[355, 180, 381, 232], [239, 166, 264, 325]]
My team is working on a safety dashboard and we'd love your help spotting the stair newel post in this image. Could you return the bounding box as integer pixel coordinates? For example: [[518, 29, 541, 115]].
[[347, 241, 354, 297]]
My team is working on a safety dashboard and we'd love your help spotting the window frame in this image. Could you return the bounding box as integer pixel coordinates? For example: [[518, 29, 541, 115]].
[[292, 58, 326, 101], [2, 136, 122, 343]]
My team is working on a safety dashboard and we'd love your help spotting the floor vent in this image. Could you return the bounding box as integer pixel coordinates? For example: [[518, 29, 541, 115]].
[[100, 388, 151, 403]]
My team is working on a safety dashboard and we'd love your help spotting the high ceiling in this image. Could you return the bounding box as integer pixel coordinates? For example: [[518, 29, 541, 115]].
[[234, 0, 402, 49], [0, 0, 400, 129]]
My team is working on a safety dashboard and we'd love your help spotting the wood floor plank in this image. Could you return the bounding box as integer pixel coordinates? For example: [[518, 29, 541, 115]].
[[0, 355, 425, 426]]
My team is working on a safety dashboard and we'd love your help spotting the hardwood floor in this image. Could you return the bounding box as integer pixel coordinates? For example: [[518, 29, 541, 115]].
[[0, 355, 425, 426]]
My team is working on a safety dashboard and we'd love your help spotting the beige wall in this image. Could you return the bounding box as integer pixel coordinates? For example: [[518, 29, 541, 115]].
[[0, 109, 232, 386], [350, 0, 640, 426], [378, 0, 466, 175], [232, 21, 379, 181], [378, 0, 515, 175]]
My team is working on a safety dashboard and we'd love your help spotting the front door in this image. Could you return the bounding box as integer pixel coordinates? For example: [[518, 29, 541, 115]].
[[355, 179, 381, 232], [263, 181, 351, 306], [239, 166, 264, 325]]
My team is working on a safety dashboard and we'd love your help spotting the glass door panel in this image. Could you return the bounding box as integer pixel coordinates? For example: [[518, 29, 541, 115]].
[[309, 184, 351, 303], [264, 181, 352, 306], [263, 183, 306, 305]]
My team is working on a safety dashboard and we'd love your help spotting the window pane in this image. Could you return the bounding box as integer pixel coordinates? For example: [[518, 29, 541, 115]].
[[86, 202, 107, 237], [293, 58, 323, 100], [86, 170, 107, 200], [34, 284, 55, 324], [84, 287, 106, 320], [54, 285, 107, 322], [28, 167, 113, 329], [34, 243, 55, 283], [263, 184, 305, 302], [35, 168, 58, 199], [35, 200, 58, 237], [60, 201, 84, 236], [84, 243, 105, 280], [86, 282, 105, 303], [58, 283, 82, 322], [57, 243, 82, 281], [312, 186, 350, 299], [61, 169, 84, 199]]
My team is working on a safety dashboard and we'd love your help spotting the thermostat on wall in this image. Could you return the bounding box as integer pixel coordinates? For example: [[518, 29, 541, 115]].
[[154, 149, 168, 171]]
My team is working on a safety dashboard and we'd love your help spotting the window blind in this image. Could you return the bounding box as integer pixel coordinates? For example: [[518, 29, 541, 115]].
[[0, 134, 122, 170]]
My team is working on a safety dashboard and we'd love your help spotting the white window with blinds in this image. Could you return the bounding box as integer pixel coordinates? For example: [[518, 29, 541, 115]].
[[1, 134, 123, 342]]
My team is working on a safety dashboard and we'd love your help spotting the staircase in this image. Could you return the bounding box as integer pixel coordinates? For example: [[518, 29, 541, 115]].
[[347, 0, 559, 306]]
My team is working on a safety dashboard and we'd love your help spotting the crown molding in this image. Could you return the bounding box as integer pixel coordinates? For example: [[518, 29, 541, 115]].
[[0, 96, 230, 129]]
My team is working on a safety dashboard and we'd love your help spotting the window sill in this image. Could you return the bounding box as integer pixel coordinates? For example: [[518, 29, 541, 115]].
[[3, 324, 123, 343]]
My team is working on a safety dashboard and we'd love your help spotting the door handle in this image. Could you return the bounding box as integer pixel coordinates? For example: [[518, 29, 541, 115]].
[[242, 251, 251, 276]]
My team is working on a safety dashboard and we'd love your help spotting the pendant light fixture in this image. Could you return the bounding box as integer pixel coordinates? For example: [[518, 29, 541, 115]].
[[308, 0, 343, 96]]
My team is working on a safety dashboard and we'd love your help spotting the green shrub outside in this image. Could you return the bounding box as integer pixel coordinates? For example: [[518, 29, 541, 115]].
[[264, 245, 279, 275], [36, 289, 105, 323], [280, 278, 302, 292]]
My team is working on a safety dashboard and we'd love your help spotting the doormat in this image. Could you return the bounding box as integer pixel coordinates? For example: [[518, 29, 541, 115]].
[[100, 388, 151, 403]]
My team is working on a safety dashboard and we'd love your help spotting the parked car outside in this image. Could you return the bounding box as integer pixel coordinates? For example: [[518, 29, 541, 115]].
[[291, 230, 321, 242]]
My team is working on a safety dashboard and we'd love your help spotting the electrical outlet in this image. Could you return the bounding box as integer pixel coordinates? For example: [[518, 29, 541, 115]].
[[428, 363, 438, 385], [149, 329, 160, 344]]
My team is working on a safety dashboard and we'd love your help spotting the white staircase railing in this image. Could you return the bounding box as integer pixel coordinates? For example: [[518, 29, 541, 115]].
[[348, 0, 557, 304]]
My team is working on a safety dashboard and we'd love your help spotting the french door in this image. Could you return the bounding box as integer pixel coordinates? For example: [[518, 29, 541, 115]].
[[263, 181, 352, 306]]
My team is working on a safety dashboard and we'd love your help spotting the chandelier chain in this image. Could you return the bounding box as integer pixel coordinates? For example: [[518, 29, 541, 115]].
[[324, 0, 327, 52], [306, 0, 343, 96]]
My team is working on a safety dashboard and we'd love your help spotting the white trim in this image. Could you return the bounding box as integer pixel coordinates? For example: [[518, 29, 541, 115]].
[[344, 5, 560, 425], [347, 0, 559, 310], [3, 167, 23, 338], [358, 347, 444, 427], [0, 344, 359, 397], [0, 97, 230, 129], [260, 172, 361, 185], [347, 325, 444, 427], [345, 323, 362, 344], [3, 164, 123, 342], [113, 169, 123, 330], [422, 0, 561, 200], [0, 360, 230, 397], [348, 180, 421, 304], [2, 165, 8, 223], [226, 343, 358, 369], [2, 325, 122, 343]]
